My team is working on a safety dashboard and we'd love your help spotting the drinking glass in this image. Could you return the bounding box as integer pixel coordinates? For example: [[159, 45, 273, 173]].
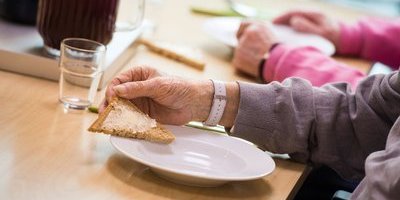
[[116, 0, 145, 31], [58, 38, 106, 110]]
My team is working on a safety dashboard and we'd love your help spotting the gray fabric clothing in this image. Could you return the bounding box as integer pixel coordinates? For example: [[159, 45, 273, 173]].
[[232, 71, 400, 199]]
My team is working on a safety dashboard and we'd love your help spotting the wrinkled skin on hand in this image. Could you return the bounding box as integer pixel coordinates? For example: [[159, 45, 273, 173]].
[[232, 21, 278, 77], [100, 66, 213, 125]]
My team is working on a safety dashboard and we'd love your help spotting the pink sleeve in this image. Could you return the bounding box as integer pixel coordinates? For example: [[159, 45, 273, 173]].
[[338, 18, 400, 69], [263, 44, 365, 90]]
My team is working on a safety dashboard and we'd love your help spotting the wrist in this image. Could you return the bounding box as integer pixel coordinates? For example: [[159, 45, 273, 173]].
[[269, 42, 281, 53], [190, 80, 239, 127], [219, 81, 239, 127], [258, 43, 280, 82], [336, 22, 362, 55], [190, 80, 213, 122], [326, 22, 341, 50]]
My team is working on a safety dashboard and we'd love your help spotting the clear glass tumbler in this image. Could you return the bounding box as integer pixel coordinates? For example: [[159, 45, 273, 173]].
[[58, 38, 106, 110]]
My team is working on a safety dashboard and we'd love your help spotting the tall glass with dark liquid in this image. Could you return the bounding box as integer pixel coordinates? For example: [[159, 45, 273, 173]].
[[37, 0, 119, 56]]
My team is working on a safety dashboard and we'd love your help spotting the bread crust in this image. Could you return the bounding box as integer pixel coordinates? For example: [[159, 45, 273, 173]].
[[88, 97, 175, 144], [88, 98, 116, 132], [138, 39, 205, 70]]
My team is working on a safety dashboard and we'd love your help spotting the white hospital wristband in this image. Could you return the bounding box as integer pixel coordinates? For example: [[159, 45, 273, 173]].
[[203, 80, 227, 126]]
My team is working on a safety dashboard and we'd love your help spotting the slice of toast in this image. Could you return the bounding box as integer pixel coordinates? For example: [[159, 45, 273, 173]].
[[88, 97, 175, 144], [138, 38, 205, 70]]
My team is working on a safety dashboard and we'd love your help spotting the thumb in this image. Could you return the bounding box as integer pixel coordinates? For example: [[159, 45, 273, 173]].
[[236, 21, 252, 39], [113, 79, 158, 99], [290, 16, 322, 35]]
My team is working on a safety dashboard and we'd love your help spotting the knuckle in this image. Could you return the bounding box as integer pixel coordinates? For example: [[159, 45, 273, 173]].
[[151, 77, 163, 86], [157, 79, 169, 90], [246, 26, 257, 34], [157, 78, 175, 95], [132, 81, 145, 93], [245, 25, 262, 36], [111, 77, 120, 85], [106, 84, 115, 96]]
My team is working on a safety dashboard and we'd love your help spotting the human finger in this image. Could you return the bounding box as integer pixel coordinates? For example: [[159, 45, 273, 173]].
[[113, 78, 160, 99], [236, 21, 253, 39], [273, 10, 322, 25], [104, 66, 158, 103], [290, 16, 322, 35], [98, 98, 108, 113], [104, 78, 121, 103]]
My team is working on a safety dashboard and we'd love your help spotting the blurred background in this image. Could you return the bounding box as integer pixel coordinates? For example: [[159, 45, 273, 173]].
[[324, 0, 400, 17], [0, 0, 399, 26]]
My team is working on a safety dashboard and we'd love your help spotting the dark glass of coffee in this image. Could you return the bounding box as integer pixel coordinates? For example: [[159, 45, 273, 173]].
[[37, 0, 119, 56]]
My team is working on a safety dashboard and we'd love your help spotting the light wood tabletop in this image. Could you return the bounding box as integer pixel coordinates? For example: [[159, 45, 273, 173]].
[[0, 0, 377, 199]]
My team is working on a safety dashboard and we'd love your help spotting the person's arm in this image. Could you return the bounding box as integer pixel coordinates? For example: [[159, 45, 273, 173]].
[[232, 71, 400, 181], [338, 18, 400, 69], [104, 66, 400, 198], [263, 44, 366, 90], [350, 118, 400, 199]]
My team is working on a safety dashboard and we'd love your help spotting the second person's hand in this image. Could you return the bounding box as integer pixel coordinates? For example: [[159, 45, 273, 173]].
[[273, 10, 340, 48], [232, 21, 278, 78]]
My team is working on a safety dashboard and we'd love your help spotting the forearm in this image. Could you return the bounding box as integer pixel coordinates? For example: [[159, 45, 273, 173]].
[[232, 72, 400, 180], [264, 44, 366, 90], [338, 18, 400, 69], [350, 117, 400, 199], [219, 82, 239, 127]]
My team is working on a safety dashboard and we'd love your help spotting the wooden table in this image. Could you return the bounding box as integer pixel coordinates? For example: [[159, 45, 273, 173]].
[[0, 0, 376, 199]]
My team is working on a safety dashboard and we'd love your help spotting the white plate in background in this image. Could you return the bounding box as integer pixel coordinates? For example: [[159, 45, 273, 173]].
[[110, 125, 275, 187], [203, 17, 335, 56]]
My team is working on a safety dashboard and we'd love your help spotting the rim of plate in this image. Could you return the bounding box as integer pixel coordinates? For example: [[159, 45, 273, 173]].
[[110, 126, 275, 181]]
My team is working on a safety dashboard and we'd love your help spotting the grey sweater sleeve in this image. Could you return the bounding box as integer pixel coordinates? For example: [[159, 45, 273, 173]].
[[231, 71, 400, 180], [350, 117, 400, 199]]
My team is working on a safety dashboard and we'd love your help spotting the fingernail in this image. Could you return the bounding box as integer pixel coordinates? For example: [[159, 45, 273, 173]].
[[113, 85, 127, 95]]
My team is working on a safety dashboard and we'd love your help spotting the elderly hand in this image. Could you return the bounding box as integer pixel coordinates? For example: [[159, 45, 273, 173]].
[[100, 66, 212, 125], [99, 66, 239, 127], [232, 21, 278, 77], [273, 10, 340, 48]]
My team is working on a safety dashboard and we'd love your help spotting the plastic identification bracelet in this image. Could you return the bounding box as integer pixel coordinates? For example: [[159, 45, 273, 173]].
[[203, 80, 227, 126]]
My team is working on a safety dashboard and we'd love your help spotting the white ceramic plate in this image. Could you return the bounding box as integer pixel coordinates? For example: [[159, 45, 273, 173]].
[[203, 17, 335, 56], [110, 125, 275, 187]]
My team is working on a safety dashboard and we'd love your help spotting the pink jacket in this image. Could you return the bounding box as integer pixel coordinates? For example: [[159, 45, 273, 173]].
[[263, 18, 400, 90]]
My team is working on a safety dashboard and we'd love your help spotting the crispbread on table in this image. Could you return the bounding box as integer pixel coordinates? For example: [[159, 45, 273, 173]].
[[88, 97, 175, 144], [138, 38, 205, 70]]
